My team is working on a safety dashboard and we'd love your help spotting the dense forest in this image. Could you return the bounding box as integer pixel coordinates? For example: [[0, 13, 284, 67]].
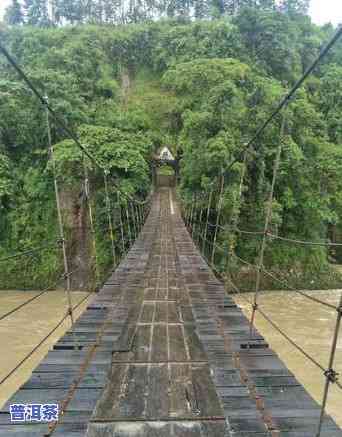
[[1, 0, 342, 290]]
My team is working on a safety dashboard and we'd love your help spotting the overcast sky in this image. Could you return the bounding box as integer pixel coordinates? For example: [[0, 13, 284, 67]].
[[0, 0, 341, 24]]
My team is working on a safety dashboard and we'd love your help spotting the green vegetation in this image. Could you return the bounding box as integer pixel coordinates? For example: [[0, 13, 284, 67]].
[[1, 0, 342, 290]]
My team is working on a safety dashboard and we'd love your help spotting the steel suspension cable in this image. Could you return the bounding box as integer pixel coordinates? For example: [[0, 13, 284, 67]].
[[211, 170, 225, 265], [126, 200, 133, 246], [188, 194, 194, 231], [83, 156, 100, 288], [130, 201, 138, 240], [250, 108, 287, 338], [103, 170, 117, 267], [316, 292, 342, 436], [46, 100, 79, 350], [226, 151, 248, 274], [117, 192, 126, 254], [197, 206, 205, 244], [202, 188, 213, 254], [192, 194, 199, 239]]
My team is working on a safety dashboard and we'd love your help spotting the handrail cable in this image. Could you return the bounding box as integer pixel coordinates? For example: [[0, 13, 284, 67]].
[[266, 232, 342, 247], [256, 306, 326, 372], [0, 271, 63, 322], [193, 225, 339, 312], [0, 288, 93, 387], [207, 221, 264, 236], [231, 252, 338, 311], [46, 99, 78, 349], [211, 171, 225, 265], [103, 170, 117, 267], [0, 240, 60, 263], [0, 265, 83, 323]]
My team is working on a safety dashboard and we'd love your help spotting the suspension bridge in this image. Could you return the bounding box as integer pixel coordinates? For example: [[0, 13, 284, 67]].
[[0, 25, 342, 437]]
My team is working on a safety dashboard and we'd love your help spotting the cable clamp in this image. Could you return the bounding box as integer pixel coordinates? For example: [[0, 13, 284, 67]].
[[252, 303, 258, 311], [67, 308, 73, 317], [57, 238, 65, 247], [324, 368, 339, 384], [63, 272, 69, 280], [337, 305, 342, 315]]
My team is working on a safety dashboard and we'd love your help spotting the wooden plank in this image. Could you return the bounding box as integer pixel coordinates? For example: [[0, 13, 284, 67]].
[[145, 364, 169, 418], [168, 325, 187, 361], [39, 350, 111, 365], [155, 301, 167, 323], [2, 388, 102, 413], [0, 423, 87, 436], [190, 364, 223, 417], [91, 365, 128, 419], [140, 303, 154, 323], [87, 422, 172, 437], [151, 324, 168, 361], [22, 370, 107, 389], [168, 302, 180, 323], [169, 364, 191, 417], [200, 421, 229, 437], [114, 365, 148, 418], [184, 325, 207, 361]]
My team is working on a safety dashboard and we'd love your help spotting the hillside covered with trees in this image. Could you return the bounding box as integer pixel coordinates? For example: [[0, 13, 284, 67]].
[[1, 0, 342, 290]]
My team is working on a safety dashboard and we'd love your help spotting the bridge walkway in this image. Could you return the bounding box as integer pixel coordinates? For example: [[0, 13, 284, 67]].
[[1, 188, 341, 436]]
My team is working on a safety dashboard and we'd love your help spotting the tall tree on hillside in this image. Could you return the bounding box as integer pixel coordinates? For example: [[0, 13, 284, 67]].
[[224, 0, 276, 15], [54, 0, 84, 23], [279, 0, 310, 15], [194, 0, 209, 18], [211, 0, 225, 17], [4, 0, 24, 24], [24, 0, 51, 25]]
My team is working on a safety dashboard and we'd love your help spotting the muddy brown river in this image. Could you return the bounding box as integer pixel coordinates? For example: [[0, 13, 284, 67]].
[[234, 289, 342, 427], [0, 289, 341, 428], [0, 290, 91, 408]]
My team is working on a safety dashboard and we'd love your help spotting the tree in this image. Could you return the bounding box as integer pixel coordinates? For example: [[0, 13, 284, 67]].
[[54, 0, 84, 24], [4, 0, 24, 25], [279, 0, 310, 16], [24, 0, 51, 26]]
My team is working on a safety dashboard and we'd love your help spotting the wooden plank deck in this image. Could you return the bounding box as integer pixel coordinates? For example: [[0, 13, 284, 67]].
[[0, 187, 341, 436]]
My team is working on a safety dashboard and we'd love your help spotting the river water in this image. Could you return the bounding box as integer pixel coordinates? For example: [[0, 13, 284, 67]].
[[0, 290, 91, 408], [234, 289, 342, 427]]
